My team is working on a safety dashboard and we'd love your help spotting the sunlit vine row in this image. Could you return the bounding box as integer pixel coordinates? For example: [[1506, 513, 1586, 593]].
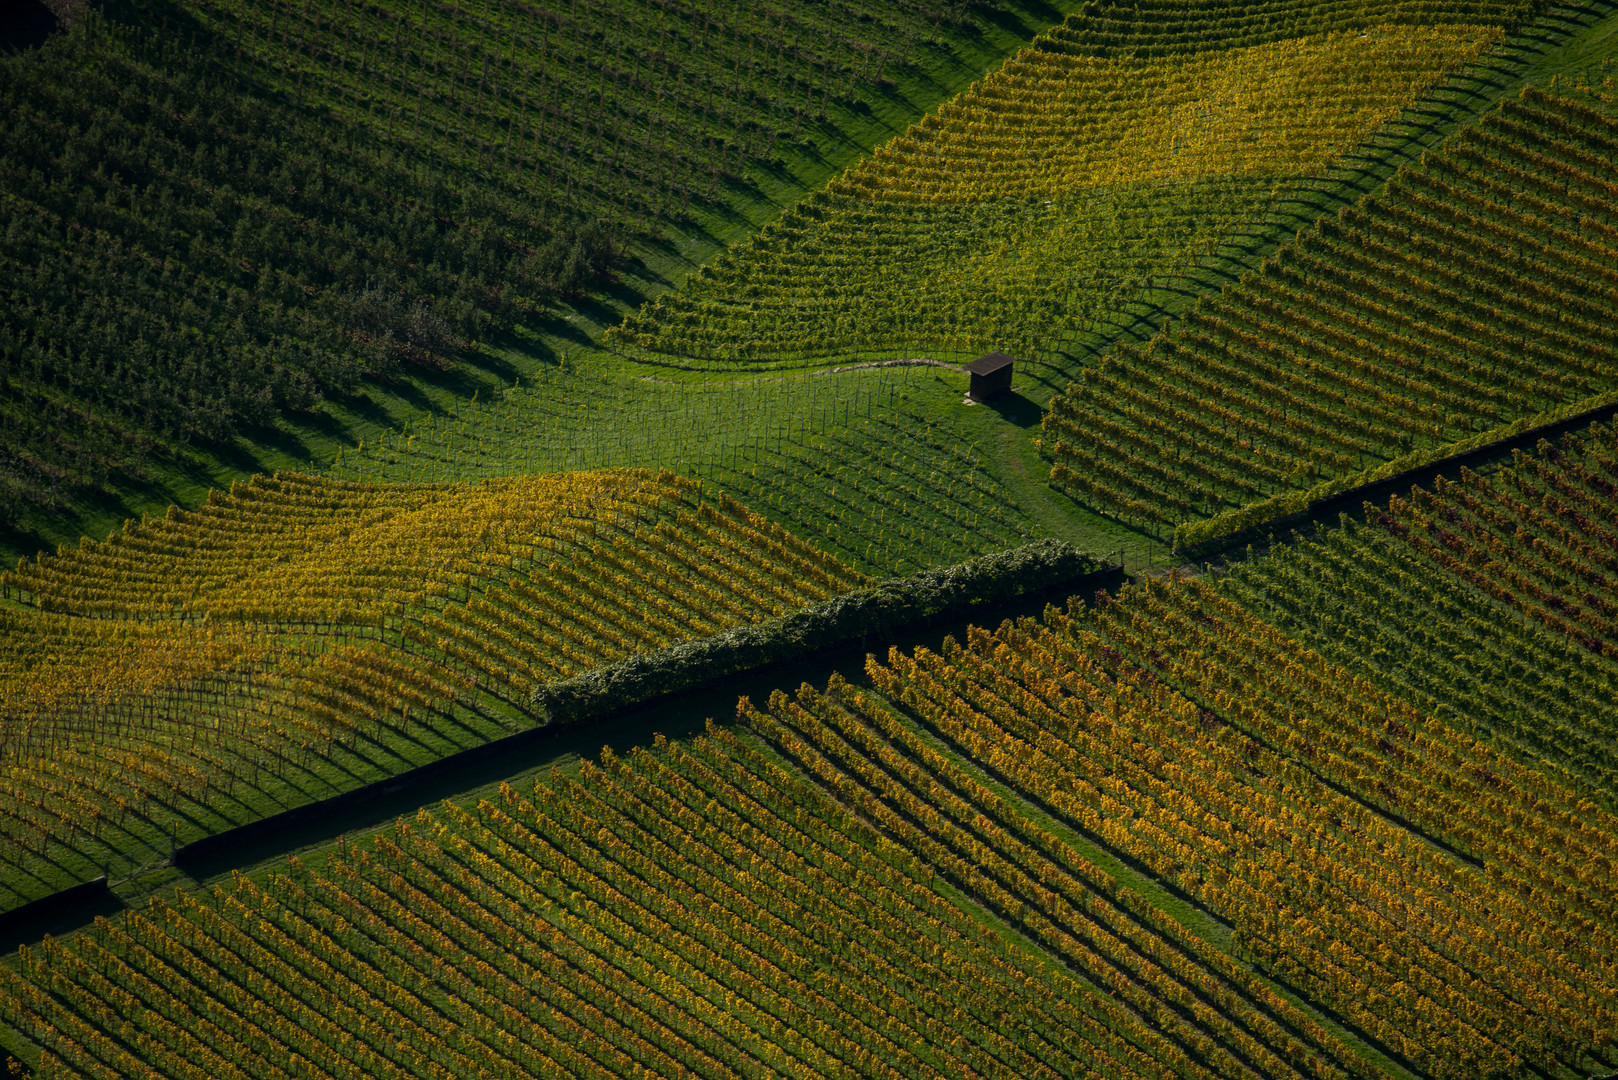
[[328, 365, 1040, 576], [2, 469, 690, 623], [0, 470, 865, 911], [1, 727, 1232, 1078], [1037, 0, 1529, 58], [743, 676, 1377, 1080], [405, 490, 868, 700], [854, 588, 1618, 1078], [612, 12, 1500, 363]]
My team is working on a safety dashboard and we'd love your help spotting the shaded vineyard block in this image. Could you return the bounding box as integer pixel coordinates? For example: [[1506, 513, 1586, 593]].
[[1042, 87, 1618, 547]]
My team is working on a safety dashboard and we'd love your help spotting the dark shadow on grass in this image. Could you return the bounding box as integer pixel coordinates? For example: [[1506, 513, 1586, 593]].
[[161, 448, 241, 497], [322, 388, 401, 432], [801, 116, 855, 158], [486, 326, 559, 367], [532, 312, 596, 349], [0, 882, 125, 957], [690, 190, 756, 231], [1017, 364, 1076, 399], [1044, 480, 1169, 546], [428, 351, 518, 398], [1280, 190, 1342, 217], [365, 362, 478, 417], [0, 519, 40, 561], [616, 250, 677, 292], [285, 406, 354, 445], [863, 82, 931, 123], [383, 371, 463, 416], [977, 0, 1065, 38], [598, 274, 654, 314], [748, 155, 797, 186], [980, 391, 1043, 429], [205, 427, 312, 475], [563, 294, 634, 337]]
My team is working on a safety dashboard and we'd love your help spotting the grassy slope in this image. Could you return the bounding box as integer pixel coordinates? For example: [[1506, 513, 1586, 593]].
[[0, 470, 881, 913], [0, 0, 1091, 917], [610, 20, 1510, 366], [1032, 2, 1618, 551], [1059, 0, 1618, 403], [17, 2, 1605, 576], [0, 625, 1414, 1080]]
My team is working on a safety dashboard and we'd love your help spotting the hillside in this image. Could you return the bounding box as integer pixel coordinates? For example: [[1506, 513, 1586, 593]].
[[8, 427, 1618, 1075], [0, 0, 1067, 560], [4, 0, 1618, 1077], [611, 5, 1511, 366], [319, 0, 1618, 582], [0, 471, 881, 911], [1045, 86, 1618, 546]]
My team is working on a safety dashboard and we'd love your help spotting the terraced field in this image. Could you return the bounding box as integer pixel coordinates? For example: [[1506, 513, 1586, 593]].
[[0, 730, 1381, 1080], [0, 0, 1064, 555], [327, 363, 1052, 575], [9, 434, 1618, 1077], [1221, 422, 1618, 803], [845, 576, 1618, 1078], [319, 0, 1609, 584]]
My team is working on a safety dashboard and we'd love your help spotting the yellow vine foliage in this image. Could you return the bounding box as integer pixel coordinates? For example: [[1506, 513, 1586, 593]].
[[614, 20, 1503, 363], [0, 468, 868, 907], [0, 612, 270, 729], [838, 24, 1501, 203], [4, 468, 695, 623], [0, 470, 863, 751]]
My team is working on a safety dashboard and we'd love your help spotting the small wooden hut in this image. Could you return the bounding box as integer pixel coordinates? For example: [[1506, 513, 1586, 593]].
[[964, 352, 1014, 402]]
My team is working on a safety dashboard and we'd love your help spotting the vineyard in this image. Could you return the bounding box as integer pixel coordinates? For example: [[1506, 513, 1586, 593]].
[[1041, 85, 1618, 544], [1220, 422, 1618, 805], [843, 580, 1618, 1078], [0, 0, 1061, 552], [4, 0, 1618, 1076], [611, 3, 1511, 365], [0, 469, 868, 911], [0, 706, 1387, 1079], [6, 557, 1618, 1076]]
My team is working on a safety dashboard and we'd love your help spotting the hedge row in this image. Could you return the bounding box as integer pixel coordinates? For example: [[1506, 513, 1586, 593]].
[[1172, 388, 1618, 553], [530, 539, 1108, 722]]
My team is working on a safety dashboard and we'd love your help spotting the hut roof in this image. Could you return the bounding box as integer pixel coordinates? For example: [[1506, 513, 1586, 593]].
[[964, 352, 1015, 375]]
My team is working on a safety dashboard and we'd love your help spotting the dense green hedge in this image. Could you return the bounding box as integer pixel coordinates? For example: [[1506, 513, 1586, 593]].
[[530, 540, 1107, 722]]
